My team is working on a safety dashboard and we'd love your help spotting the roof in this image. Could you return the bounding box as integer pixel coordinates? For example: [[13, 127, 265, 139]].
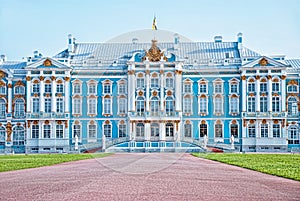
[[285, 59, 300, 71], [0, 61, 27, 70]]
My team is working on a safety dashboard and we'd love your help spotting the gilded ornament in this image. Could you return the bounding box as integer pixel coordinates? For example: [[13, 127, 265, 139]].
[[281, 75, 286, 80], [39, 76, 44, 81], [259, 58, 268, 66], [26, 76, 31, 81], [43, 59, 52, 66], [64, 77, 70, 82], [255, 75, 260, 80], [6, 122, 12, 142], [241, 75, 246, 80], [142, 40, 168, 62], [7, 83, 12, 88]]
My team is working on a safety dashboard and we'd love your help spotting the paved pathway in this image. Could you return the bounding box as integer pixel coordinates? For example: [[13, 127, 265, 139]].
[[0, 153, 299, 201]]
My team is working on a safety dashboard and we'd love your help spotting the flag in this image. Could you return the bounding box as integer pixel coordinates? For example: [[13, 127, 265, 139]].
[[152, 16, 157, 30]]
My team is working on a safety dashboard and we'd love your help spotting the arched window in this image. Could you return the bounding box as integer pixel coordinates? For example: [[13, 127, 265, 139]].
[[288, 126, 299, 144], [151, 123, 159, 137], [229, 96, 239, 114], [199, 95, 207, 114], [73, 123, 81, 139], [165, 75, 174, 89], [32, 98, 39, 113], [166, 97, 174, 116], [166, 123, 174, 137], [56, 124, 64, 138], [248, 96, 255, 112], [199, 122, 207, 138], [136, 97, 145, 115], [103, 122, 111, 138], [0, 99, 6, 118], [215, 121, 223, 138], [56, 82, 64, 93], [136, 123, 144, 137], [183, 95, 192, 114], [261, 123, 268, 138], [151, 73, 159, 88], [14, 86, 25, 94], [14, 98, 25, 118], [136, 74, 145, 88], [45, 82, 51, 93], [118, 80, 126, 94], [32, 82, 39, 93], [88, 83, 96, 94], [150, 97, 159, 116], [13, 126, 25, 145], [272, 96, 280, 112], [88, 98, 97, 115], [248, 124, 256, 138], [248, 82, 255, 92], [214, 95, 223, 114], [287, 85, 298, 93], [32, 124, 39, 139], [118, 97, 126, 114], [0, 126, 5, 145], [73, 83, 81, 94], [260, 96, 267, 112], [230, 123, 238, 138], [184, 123, 192, 137], [118, 122, 126, 138], [88, 122, 96, 140], [288, 97, 298, 116]]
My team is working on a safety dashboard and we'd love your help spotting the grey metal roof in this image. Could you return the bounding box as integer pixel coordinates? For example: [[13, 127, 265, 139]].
[[241, 46, 261, 58], [0, 61, 27, 69], [285, 59, 300, 70]]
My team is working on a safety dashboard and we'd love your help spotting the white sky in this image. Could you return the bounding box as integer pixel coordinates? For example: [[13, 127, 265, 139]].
[[0, 0, 299, 60]]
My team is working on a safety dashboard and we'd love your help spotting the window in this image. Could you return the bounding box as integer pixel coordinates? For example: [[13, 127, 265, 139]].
[[288, 126, 299, 144], [261, 124, 268, 138], [151, 77, 159, 88], [248, 83, 255, 92], [73, 98, 81, 114], [32, 98, 39, 113], [88, 84, 96, 94], [260, 83, 267, 92], [118, 83, 126, 94], [272, 97, 280, 112], [43, 125, 51, 138], [13, 126, 25, 145], [288, 97, 298, 116], [88, 124, 96, 139], [73, 83, 81, 94], [56, 125, 64, 138], [199, 123, 207, 138], [230, 124, 238, 138], [136, 123, 144, 137], [119, 124, 126, 138], [33, 83, 39, 93], [273, 124, 280, 138], [214, 96, 223, 114], [248, 124, 256, 138], [15, 86, 25, 94], [166, 123, 174, 137], [184, 83, 192, 93], [199, 84, 207, 93], [56, 83, 64, 93], [230, 84, 238, 93], [119, 98, 126, 114], [88, 98, 97, 115], [183, 97, 192, 114], [14, 99, 25, 117], [73, 124, 81, 139], [184, 123, 192, 137], [150, 97, 159, 116], [0, 86, 5, 95], [230, 97, 239, 113], [0, 126, 6, 145], [103, 97, 111, 115], [137, 77, 145, 88], [103, 84, 111, 94], [214, 84, 222, 93], [136, 97, 145, 115], [248, 97, 255, 112], [0, 99, 5, 117], [104, 124, 111, 138], [260, 97, 267, 112], [45, 98, 51, 113], [56, 98, 64, 113], [165, 77, 173, 88], [199, 97, 207, 113], [272, 83, 279, 92], [166, 97, 174, 116], [215, 123, 223, 138], [150, 123, 159, 137], [45, 83, 51, 93], [287, 85, 298, 93]]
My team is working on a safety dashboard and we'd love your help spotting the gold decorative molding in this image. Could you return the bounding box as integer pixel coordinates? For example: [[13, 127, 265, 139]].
[[241, 75, 246, 80], [243, 119, 246, 127], [39, 76, 44, 81], [255, 75, 260, 80], [45, 120, 50, 124], [7, 83, 12, 88], [57, 120, 62, 125], [175, 70, 182, 75], [64, 77, 70, 82], [232, 120, 237, 124], [249, 119, 255, 124], [142, 39, 167, 62], [51, 76, 56, 81], [33, 120, 39, 125], [167, 90, 172, 96], [15, 80, 25, 86], [200, 120, 206, 124], [45, 80, 51, 84], [26, 76, 31, 81], [65, 121, 68, 128], [6, 122, 12, 142], [43, 59, 52, 66], [259, 58, 268, 66], [273, 119, 279, 124], [57, 79, 63, 84], [262, 119, 267, 124], [128, 70, 135, 75], [145, 70, 150, 75], [288, 80, 298, 85], [160, 70, 164, 74], [152, 91, 158, 96], [281, 75, 286, 80], [0, 81, 6, 87], [27, 121, 31, 128], [267, 75, 272, 80], [0, 71, 5, 78], [138, 91, 144, 96]]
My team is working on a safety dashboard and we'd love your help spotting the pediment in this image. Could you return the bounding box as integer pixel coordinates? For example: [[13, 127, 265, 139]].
[[242, 56, 287, 68], [26, 58, 71, 69]]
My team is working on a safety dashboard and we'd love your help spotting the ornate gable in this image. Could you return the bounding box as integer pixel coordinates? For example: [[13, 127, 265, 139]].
[[142, 40, 167, 62]]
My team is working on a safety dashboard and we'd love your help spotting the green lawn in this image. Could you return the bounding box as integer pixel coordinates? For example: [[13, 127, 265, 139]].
[[192, 153, 300, 181], [0, 153, 112, 172]]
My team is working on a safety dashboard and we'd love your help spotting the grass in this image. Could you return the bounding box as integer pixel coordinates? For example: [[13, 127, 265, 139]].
[[0, 153, 112, 172], [192, 153, 300, 181]]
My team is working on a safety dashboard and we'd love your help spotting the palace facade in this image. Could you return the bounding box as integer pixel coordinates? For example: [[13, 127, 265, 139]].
[[0, 30, 299, 153]]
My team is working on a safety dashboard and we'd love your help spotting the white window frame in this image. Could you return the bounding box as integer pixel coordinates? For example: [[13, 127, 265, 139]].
[[118, 123, 127, 138], [272, 96, 280, 112], [14, 86, 25, 94], [183, 96, 192, 114], [261, 124, 268, 138], [88, 98, 97, 115], [88, 123, 97, 142], [103, 123, 112, 138], [214, 95, 223, 114], [272, 124, 280, 138], [56, 124, 64, 139], [229, 97, 239, 114], [103, 96, 112, 115], [72, 97, 82, 115], [43, 124, 51, 139], [118, 97, 127, 115]]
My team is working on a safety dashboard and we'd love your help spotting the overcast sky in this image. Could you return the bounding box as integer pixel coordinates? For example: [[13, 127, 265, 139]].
[[0, 0, 299, 60]]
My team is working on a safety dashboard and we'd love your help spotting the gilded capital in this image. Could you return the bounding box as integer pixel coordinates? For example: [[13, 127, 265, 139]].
[[281, 75, 286, 80], [26, 76, 31, 81], [64, 77, 70, 82], [267, 75, 272, 80], [51, 76, 56, 81], [39, 76, 45, 81], [7, 83, 12, 88], [241, 75, 246, 80], [255, 75, 260, 80]]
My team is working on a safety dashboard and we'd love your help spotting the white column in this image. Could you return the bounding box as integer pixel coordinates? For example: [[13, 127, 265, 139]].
[[132, 122, 136, 140], [255, 77, 260, 112], [7, 79, 12, 114], [160, 68, 164, 111], [64, 121, 69, 140], [129, 121, 133, 140], [145, 121, 150, 141], [65, 77, 70, 113], [269, 121, 273, 138], [160, 122, 166, 141], [146, 69, 150, 112], [281, 76, 286, 112], [128, 66, 135, 112], [255, 121, 260, 138], [40, 77, 45, 112], [26, 77, 31, 113], [176, 121, 181, 141], [175, 70, 182, 111], [242, 76, 247, 112], [242, 120, 247, 138], [268, 77, 272, 112], [51, 77, 56, 112]]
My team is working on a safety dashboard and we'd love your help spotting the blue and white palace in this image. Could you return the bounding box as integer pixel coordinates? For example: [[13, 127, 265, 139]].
[[0, 30, 299, 153]]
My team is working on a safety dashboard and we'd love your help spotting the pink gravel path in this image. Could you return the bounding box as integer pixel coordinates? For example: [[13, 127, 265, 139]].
[[0, 153, 299, 201]]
